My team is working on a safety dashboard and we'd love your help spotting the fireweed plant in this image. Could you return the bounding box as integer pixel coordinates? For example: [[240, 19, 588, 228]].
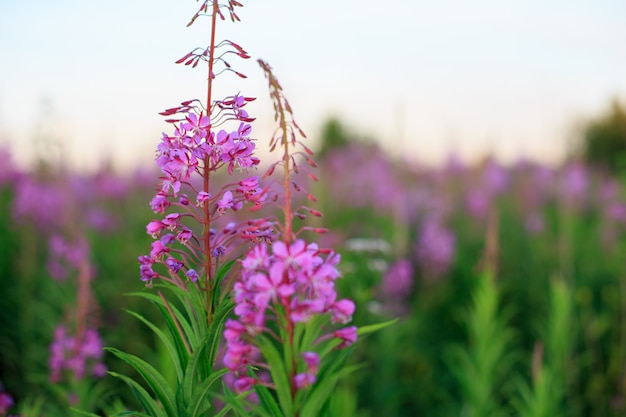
[[106, 2, 382, 416]]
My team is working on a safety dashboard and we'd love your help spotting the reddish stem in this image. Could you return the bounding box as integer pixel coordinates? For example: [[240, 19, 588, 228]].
[[203, 0, 219, 325]]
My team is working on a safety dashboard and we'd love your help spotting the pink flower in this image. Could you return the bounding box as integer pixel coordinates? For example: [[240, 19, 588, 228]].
[[150, 193, 170, 214], [294, 372, 316, 389], [162, 213, 181, 230], [146, 220, 165, 237], [330, 299, 355, 324], [185, 269, 198, 282], [177, 226, 193, 244], [233, 376, 257, 393], [334, 326, 358, 349], [217, 191, 234, 213], [182, 112, 210, 138], [302, 351, 319, 371], [150, 241, 169, 259], [196, 191, 211, 206]]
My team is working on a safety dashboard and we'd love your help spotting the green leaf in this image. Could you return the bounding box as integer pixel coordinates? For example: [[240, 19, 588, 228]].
[[300, 364, 362, 417], [212, 259, 237, 305], [253, 375, 284, 417], [186, 369, 229, 416], [153, 302, 192, 371], [222, 383, 254, 417], [105, 348, 177, 417], [179, 332, 212, 409], [128, 289, 197, 347], [206, 298, 235, 369], [107, 371, 167, 417], [257, 335, 293, 416], [160, 283, 208, 340], [297, 314, 326, 351], [124, 308, 184, 382], [357, 318, 398, 336]]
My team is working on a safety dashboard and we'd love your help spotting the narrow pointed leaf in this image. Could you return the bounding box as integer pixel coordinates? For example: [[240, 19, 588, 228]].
[[124, 309, 184, 382], [357, 318, 398, 336], [107, 371, 167, 417], [253, 381, 284, 417], [105, 348, 177, 417], [257, 335, 293, 416], [186, 369, 229, 416]]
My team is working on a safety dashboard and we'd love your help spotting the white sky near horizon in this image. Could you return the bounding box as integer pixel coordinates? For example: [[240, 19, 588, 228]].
[[1, 0, 625, 172]]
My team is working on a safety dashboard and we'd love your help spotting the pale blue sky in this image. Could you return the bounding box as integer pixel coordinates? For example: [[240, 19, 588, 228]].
[[1, 0, 625, 171]]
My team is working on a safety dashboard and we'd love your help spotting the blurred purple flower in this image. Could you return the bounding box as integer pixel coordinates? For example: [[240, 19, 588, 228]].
[[465, 188, 491, 220], [606, 202, 626, 223], [47, 235, 90, 280], [414, 216, 456, 280], [85, 208, 117, 232], [12, 178, 68, 230], [0, 392, 13, 415], [323, 143, 406, 219], [483, 159, 509, 195], [560, 162, 588, 207], [380, 258, 413, 300], [0, 380, 14, 415], [49, 325, 106, 383]]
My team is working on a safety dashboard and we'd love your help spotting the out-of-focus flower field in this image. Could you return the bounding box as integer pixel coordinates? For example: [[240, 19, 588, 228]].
[[1, 138, 625, 416]]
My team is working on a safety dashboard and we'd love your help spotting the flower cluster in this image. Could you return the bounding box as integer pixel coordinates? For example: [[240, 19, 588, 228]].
[[224, 239, 356, 391], [49, 326, 107, 383], [139, 93, 271, 286], [155, 108, 258, 198]]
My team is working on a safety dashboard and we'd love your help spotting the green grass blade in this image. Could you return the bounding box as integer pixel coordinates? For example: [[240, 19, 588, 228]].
[[106, 348, 177, 417], [107, 371, 167, 417], [300, 363, 362, 417], [186, 368, 229, 416], [253, 378, 284, 417], [357, 318, 398, 336], [258, 334, 293, 416], [124, 308, 184, 382]]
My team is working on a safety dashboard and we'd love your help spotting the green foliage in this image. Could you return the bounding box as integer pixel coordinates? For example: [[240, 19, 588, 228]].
[[582, 99, 626, 173], [316, 117, 351, 158], [512, 279, 574, 417], [106, 278, 234, 417], [446, 272, 517, 417]]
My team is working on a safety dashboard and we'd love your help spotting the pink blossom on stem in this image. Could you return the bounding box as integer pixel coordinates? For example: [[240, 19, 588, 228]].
[[334, 326, 358, 349]]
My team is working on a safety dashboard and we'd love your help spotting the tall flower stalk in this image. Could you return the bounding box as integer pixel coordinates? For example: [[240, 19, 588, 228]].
[[108, 2, 366, 417], [221, 61, 359, 416]]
